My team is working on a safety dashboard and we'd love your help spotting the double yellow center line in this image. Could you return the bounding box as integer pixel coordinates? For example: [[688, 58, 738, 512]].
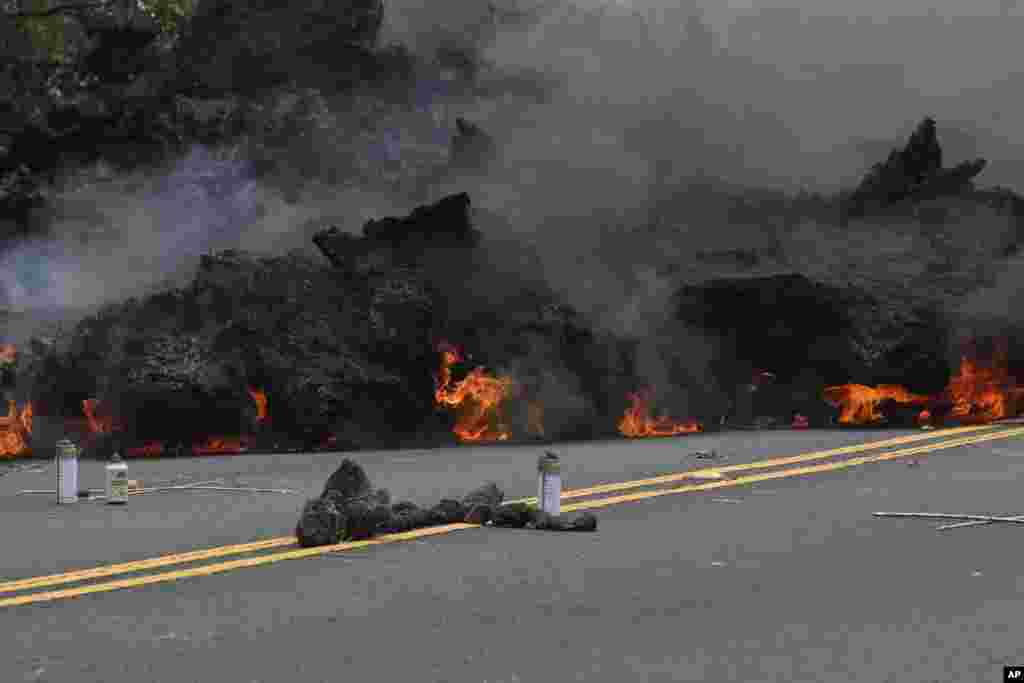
[[1, 423, 1021, 608]]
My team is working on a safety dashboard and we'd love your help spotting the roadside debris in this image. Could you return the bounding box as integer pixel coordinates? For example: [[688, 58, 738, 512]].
[[874, 511, 1024, 530], [691, 449, 721, 460], [0, 463, 46, 478], [295, 458, 598, 548], [936, 514, 1024, 531], [17, 479, 296, 499]]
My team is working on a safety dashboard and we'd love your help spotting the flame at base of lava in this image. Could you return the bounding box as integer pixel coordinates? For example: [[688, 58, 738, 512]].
[[824, 342, 1024, 426], [248, 387, 268, 423], [822, 384, 930, 425], [945, 347, 1022, 422], [127, 442, 165, 458], [618, 389, 703, 438], [527, 401, 545, 438], [433, 344, 514, 443], [192, 436, 249, 456], [0, 399, 33, 458], [0, 429, 27, 457]]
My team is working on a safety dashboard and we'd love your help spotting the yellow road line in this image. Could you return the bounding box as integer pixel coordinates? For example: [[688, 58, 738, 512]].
[[0, 423, 1004, 597], [562, 426, 1024, 511], [0, 524, 476, 609], [0, 537, 296, 595], [3, 425, 1022, 609], [509, 423, 997, 505]]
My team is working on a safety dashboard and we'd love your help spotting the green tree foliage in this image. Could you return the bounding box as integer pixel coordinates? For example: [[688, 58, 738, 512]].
[[4, 0, 197, 63], [13, 0, 68, 62], [137, 0, 195, 35]]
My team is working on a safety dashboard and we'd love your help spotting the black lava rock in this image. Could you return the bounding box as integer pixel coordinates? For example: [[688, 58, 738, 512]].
[[322, 458, 373, 500], [464, 503, 495, 525], [429, 498, 467, 525], [567, 512, 598, 532], [295, 496, 345, 548], [339, 499, 392, 541], [491, 502, 534, 528], [390, 500, 420, 516], [461, 482, 504, 509], [384, 505, 435, 533]]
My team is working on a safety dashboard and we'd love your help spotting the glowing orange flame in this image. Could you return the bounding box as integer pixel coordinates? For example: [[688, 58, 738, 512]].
[[192, 436, 249, 456], [19, 402, 32, 434], [433, 342, 513, 442], [0, 399, 32, 457], [127, 441, 165, 458], [618, 388, 703, 438], [944, 342, 1022, 422], [824, 340, 1024, 426], [248, 387, 268, 422], [0, 344, 15, 365], [822, 384, 930, 424]]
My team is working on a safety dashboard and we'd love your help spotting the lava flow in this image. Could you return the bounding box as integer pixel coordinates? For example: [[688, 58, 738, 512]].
[[0, 400, 33, 457], [822, 384, 931, 425], [192, 389, 267, 454], [433, 341, 513, 442], [823, 340, 1024, 426], [618, 388, 703, 438]]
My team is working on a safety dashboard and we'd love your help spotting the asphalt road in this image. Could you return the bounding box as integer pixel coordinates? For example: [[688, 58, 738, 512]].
[[3, 426, 1024, 682]]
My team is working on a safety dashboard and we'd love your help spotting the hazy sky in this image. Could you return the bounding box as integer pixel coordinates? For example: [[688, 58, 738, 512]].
[[386, 0, 1024, 192]]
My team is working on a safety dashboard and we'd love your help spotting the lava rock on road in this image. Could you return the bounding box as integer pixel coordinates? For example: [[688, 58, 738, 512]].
[[296, 458, 596, 548]]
